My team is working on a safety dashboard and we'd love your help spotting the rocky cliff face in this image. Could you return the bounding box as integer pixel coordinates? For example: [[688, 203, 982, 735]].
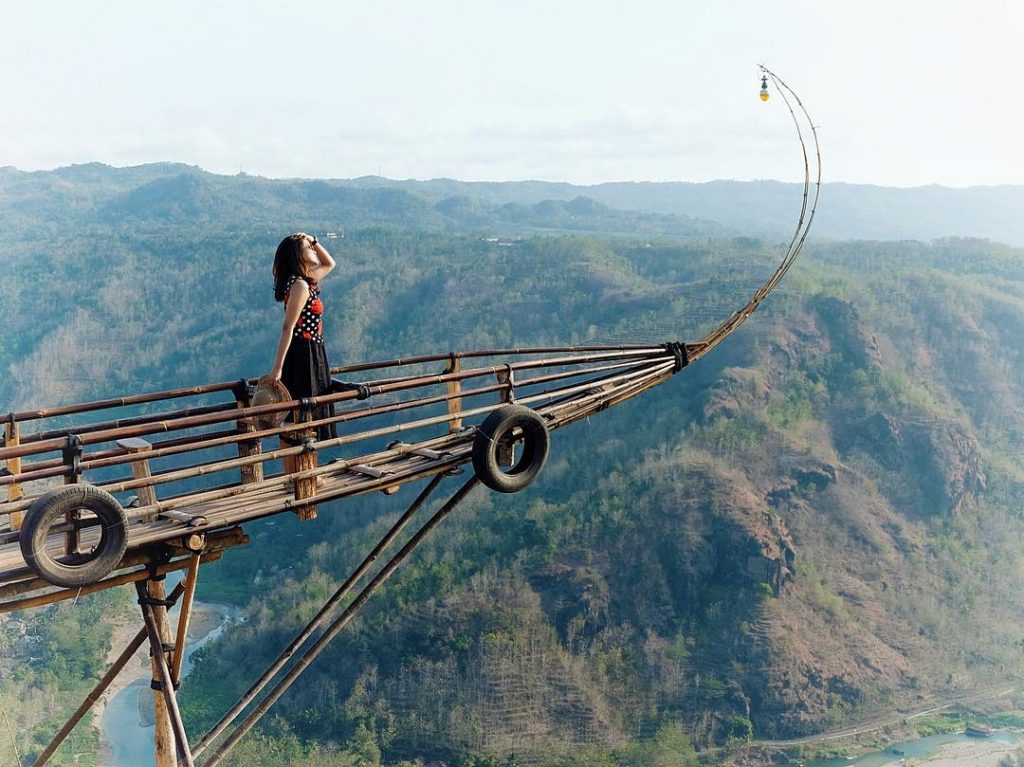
[[644, 289, 1005, 741]]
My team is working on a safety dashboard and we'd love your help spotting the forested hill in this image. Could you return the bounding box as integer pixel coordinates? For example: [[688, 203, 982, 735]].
[[0, 163, 725, 239], [3, 168, 1024, 766]]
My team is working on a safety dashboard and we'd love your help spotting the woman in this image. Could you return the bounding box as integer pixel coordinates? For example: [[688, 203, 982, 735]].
[[269, 233, 339, 457]]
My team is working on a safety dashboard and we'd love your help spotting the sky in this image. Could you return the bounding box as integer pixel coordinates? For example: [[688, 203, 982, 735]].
[[1, 0, 1020, 187]]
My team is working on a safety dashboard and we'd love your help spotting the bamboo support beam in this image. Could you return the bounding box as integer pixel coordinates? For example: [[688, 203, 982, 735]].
[[199, 476, 481, 767], [28, 582, 187, 767], [292, 402, 319, 520], [194, 472, 448, 756], [118, 437, 158, 519], [31, 628, 147, 767], [138, 579, 195, 767], [170, 552, 201, 685], [0, 528, 244, 611]]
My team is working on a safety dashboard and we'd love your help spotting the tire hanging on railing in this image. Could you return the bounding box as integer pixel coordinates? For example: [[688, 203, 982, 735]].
[[19, 485, 128, 587], [472, 405, 550, 493]]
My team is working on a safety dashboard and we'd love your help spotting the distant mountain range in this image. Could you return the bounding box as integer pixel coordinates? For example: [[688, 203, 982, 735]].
[[344, 175, 1024, 246], [2, 162, 1022, 244]]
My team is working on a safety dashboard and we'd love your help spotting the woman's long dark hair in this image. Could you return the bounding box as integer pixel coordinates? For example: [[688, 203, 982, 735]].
[[273, 234, 308, 302]]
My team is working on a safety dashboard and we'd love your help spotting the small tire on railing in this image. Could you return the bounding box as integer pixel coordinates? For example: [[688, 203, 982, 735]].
[[472, 405, 550, 493], [19, 485, 128, 588]]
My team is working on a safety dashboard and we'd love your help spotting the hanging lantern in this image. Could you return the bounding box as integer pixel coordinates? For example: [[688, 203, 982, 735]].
[[760, 75, 770, 102]]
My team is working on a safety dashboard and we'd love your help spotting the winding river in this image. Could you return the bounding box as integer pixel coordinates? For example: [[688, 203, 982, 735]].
[[806, 729, 1024, 766], [99, 597, 241, 767]]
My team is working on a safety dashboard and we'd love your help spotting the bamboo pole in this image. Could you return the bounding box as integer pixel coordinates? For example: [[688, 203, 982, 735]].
[[24, 401, 234, 445], [292, 403, 319, 520], [7, 343, 662, 425], [31, 629, 147, 767], [194, 472, 448, 756], [138, 579, 195, 767], [170, 552, 201, 685], [11, 381, 242, 423], [236, 418, 264, 487], [15, 428, 239, 477], [445, 356, 463, 432], [118, 438, 158, 520], [325, 342, 662, 377]]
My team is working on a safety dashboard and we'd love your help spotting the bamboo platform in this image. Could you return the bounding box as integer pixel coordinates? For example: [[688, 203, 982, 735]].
[[0, 344, 689, 609]]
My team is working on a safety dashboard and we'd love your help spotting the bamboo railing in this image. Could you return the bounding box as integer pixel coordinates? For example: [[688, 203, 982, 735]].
[[0, 346, 680, 607]]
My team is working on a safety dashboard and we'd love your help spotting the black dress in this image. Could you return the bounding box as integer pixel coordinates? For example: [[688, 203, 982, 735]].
[[280, 275, 338, 442]]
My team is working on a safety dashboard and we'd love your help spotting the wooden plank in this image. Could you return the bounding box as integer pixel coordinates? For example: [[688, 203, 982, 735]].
[[118, 437, 158, 519], [445, 357, 463, 432]]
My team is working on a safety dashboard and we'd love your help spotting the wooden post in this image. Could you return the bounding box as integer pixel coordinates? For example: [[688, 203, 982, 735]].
[[235, 387, 264, 485], [5, 416, 23, 532], [496, 366, 514, 404], [117, 438, 158, 521], [495, 368, 515, 466], [292, 404, 318, 520], [445, 356, 463, 432], [63, 435, 82, 556], [141, 577, 178, 767]]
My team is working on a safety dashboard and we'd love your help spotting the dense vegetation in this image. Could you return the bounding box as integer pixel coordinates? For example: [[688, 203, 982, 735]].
[[3, 166, 1024, 766]]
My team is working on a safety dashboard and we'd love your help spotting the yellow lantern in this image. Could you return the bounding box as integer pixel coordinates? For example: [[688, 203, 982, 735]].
[[760, 75, 770, 102]]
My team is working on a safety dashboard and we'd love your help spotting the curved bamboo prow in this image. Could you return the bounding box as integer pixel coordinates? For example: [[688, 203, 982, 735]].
[[684, 66, 821, 366]]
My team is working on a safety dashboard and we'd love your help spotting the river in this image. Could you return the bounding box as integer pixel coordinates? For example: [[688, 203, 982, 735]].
[[806, 729, 1024, 767], [98, 596, 241, 767]]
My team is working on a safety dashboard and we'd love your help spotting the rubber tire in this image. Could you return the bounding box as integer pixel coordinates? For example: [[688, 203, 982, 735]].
[[472, 405, 550, 493], [19, 485, 128, 588]]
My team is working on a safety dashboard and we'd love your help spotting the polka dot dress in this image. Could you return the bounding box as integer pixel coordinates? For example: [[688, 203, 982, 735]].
[[280, 275, 337, 441], [284, 275, 325, 343]]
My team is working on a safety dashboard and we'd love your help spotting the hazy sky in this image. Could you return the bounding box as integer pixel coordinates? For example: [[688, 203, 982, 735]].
[[1, 1, 1019, 187]]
